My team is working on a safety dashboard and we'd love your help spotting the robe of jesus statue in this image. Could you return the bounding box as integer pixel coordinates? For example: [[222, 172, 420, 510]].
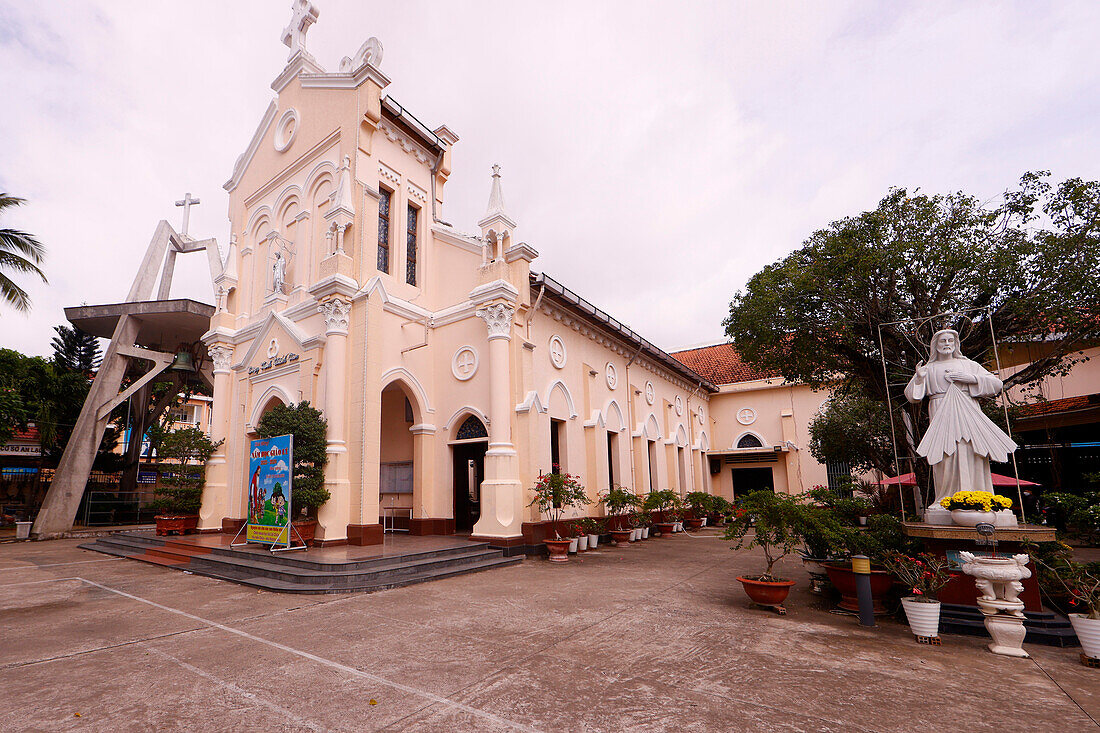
[[904, 329, 1017, 506]]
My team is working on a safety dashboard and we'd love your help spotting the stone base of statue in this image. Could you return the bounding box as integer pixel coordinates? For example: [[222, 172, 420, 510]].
[[923, 504, 954, 525], [901, 522, 1078, 646]]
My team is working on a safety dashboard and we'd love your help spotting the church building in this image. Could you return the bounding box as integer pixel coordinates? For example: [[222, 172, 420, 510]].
[[198, 3, 832, 550]]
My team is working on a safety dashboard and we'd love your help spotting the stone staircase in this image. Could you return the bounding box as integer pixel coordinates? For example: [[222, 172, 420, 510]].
[[79, 532, 522, 594]]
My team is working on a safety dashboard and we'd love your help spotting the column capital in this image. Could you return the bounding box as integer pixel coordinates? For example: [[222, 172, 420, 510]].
[[207, 344, 234, 373], [319, 297, 351, 335], [476, 302, 515, 340]]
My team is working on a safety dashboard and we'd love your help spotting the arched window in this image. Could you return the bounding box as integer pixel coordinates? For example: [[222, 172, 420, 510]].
[[456, 415, 488, 440], [737, 433, 763, 449]]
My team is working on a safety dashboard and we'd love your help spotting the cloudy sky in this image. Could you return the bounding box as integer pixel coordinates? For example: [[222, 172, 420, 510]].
[[2, 1, 1098, 357]]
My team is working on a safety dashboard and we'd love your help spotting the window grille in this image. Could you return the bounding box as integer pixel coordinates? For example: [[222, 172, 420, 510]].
[[406, 205, 418, 285], [377, 188, 391, 273]]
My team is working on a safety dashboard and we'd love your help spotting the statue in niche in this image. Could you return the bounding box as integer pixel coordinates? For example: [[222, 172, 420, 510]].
[[271, 250, 287, 294], [904, 329, 1017, 521]]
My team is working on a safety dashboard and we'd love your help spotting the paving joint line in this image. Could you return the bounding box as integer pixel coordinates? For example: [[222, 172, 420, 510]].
[[1028, 655, 1100, 728]]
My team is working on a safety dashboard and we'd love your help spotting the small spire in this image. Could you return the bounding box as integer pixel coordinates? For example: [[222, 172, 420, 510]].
[[485, 164, 506, 217]]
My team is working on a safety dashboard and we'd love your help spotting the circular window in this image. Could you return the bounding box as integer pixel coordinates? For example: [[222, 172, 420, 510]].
[[644, 381, 655, 406], [605, 362, 617, 389], [274, 108, 299, 152], [549, 335, 567, 369], [451, 346, 479, 381]]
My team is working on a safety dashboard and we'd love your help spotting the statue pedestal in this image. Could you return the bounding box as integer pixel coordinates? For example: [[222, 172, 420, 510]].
[[923, 505, 953, 525], [902, 522, 1076, 646]]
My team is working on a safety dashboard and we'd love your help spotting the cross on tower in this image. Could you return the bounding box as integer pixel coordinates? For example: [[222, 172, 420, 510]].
[[174, 192, 200, 237], [281, 0, 319, 60]]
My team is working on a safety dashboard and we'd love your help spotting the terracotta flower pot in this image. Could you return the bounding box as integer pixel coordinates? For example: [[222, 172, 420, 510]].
[[685, 518, 704, 529], [655, 522, 676, 536], [823, 562, 894, 614], [610, 529, 633, 545], [545, 538, 571, 562], [155, 515, 199, 536], [291, 518, 318, 547], [737, 576, 796, 607]]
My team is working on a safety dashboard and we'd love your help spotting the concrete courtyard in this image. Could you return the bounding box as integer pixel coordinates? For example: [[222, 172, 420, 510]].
[[1, 530, 1096, 732]]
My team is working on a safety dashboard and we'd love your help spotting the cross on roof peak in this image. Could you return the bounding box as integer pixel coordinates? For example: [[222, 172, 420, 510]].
[[281, 0, 319, 61], [174, 192, 200, 237]]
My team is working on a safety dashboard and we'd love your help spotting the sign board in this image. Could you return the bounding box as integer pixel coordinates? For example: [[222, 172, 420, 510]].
[[0, 441, 42, 457], [246, 435, 293, 546]]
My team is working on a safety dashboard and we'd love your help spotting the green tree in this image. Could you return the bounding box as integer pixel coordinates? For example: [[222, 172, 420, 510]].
[[808, 388, 895, 475], [0, 194, 46, 312], [51, 324, 101, 372], [725, 172, 1100, 476], [256, 401, 330, 518], [152, 427, 221, 515]]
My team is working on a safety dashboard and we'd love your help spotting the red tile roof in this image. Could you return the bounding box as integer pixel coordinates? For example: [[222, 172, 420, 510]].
[[669, 343, 777, 385], [1012, 393, 1100, 419]]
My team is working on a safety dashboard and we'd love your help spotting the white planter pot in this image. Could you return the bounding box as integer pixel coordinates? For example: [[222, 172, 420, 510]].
[[700, 517, 707, 527], [577, 535, 588, 552], [588, 533, 599, 549], [642, 527, 650, 539], [901, 597, 942, 638], [631, 528, 640, 541], [15, 521, 32, 540], [568, 537, 579, 554], [675, 522, 683, 532], [1070, 614, 1100, 659], [951, 509, 996, 527]]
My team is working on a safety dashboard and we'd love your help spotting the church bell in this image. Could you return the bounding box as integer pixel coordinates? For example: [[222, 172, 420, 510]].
[[169, 349, 196, 373]]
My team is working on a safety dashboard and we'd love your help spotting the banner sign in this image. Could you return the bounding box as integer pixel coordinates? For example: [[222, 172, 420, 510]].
[[246, 435, 293, 546]]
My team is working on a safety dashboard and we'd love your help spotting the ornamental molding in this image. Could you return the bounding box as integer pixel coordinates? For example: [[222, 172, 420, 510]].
[[737, 407, 757, 426], [407, 181, 428, 204], [379, 161, 401, 187], [451, 346, 479, 381], [476, 303, 515, 340], [208, 345, 233, 372], [605, 362, 618, 390], [378, 119, 432, 165], [274, 108, 299, 152], [548, 335, 567, 369], [536, 301, 707, 398], [319, 297, 351, 334]]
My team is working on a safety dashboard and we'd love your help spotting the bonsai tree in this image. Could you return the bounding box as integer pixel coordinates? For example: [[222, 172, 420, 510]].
[[685, 491, 714, 519], [528, 471, 590, 538], [723, 491, 804, 582], [1026, 540, 1100, 620], [600, 485, 640, 518], [643, 489, 682, 521], [836, 514, 919, 564], [256, 401, 330, 520], [789, 500, 847, 561], [152, 427, 221, 515]]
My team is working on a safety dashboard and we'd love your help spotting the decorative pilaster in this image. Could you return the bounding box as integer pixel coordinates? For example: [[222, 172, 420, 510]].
[[199, 343, 233, 530], [471, 301, 523, 542], [317, 297, 351, 542]]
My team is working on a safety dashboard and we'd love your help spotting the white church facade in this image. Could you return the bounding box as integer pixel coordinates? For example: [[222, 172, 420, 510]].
[[197, 3, 833, 550]]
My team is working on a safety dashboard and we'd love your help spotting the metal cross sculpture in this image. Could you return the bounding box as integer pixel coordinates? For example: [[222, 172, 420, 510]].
[[281, 0, 319, 60]]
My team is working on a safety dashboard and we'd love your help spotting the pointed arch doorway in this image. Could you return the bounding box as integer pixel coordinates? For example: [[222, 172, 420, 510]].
[[451, 414, 489, 533]]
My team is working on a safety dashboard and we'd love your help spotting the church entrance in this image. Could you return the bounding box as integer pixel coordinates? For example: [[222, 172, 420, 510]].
[[730, 466, 774, 499], [451, 414, 489, 533]]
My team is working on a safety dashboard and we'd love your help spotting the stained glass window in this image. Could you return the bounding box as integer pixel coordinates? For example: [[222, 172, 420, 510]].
[[456, 415, 488, 440], [406, 204, 418, 286], [737, 433, 763, 449], [377, 188, 391, 273]]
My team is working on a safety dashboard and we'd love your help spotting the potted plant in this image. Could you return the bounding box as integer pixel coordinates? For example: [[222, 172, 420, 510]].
[[939, 490, 1013, 527], [635, 510, 653, 539], [791, 499, 846, 593], [151, 427, 221, 536], [571, 521, 589, 552], [257, 401, 330, 546], [685, 492, 713, 529], [579, 517, 603, 549], [883, 552, 954, 641], [600, 485, 639, 545], [1028, 541, 1100, 661], [529, 470, 590, 562], [724, 490, 803, 613], [644, 489, 680, 536], [821, 515, 916, 614], [708, 495, 733, 526]]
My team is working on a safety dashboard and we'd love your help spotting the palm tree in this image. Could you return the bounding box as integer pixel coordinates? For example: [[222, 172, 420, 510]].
[[0, 194, 47, 312]]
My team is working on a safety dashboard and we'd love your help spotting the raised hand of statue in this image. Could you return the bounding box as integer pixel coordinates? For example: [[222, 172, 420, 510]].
[[914, 360, 928, 380], [945, 370, 978, 385]]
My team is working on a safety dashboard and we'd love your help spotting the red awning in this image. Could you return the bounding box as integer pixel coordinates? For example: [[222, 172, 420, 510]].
[[875, 472, 1040, 487]]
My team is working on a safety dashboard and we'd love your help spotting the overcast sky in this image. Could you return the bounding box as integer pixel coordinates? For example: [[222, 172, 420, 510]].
[[2, 1, 1099, 358]]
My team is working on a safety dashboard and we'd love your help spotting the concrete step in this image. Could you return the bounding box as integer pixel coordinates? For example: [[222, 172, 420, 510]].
[[79, 534, 523, 594]]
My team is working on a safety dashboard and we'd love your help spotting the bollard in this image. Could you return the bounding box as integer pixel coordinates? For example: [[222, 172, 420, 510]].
[[852, 554, 876, 627]]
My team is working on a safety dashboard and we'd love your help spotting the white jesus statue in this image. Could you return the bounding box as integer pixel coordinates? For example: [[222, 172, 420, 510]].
[[904, 329, 1017, 523]]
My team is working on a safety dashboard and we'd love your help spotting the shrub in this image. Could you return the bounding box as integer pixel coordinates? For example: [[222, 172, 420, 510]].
[[528, 471, 590, 538], [151, 427, 221, 515], [723, 490, 804, 582], [256, 401, 330, 518]]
